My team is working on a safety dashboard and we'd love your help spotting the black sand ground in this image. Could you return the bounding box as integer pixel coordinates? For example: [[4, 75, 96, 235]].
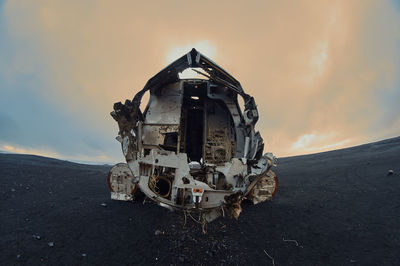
[[1, 137, 399, 265]]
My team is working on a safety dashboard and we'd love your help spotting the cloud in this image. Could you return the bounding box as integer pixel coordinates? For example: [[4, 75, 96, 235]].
[[291, 133, 319, 150], [0, 113, 21, 142], [291, 132, 351, 154], [0, 143, 114, 163], [1, 0, 399, 161]]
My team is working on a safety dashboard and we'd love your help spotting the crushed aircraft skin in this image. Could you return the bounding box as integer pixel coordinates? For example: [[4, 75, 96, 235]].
[[109, 48, 278, 223]]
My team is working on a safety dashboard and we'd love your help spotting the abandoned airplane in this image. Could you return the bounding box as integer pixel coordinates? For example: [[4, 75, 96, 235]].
[[108, 48, 277, 223]]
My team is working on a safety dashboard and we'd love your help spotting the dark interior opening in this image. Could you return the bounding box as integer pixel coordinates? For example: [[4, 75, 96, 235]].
[[154, 177, 171, 198], [182, 81, 208, 162], [186, 109, 203, 161], [161, 132, 178, 151]]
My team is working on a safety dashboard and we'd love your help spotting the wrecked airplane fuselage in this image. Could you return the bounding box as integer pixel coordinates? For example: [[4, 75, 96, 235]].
[[109, 48, 277, 222]]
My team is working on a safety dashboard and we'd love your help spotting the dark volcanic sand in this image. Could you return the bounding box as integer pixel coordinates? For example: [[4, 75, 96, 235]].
[[1, 137, 400, 265]]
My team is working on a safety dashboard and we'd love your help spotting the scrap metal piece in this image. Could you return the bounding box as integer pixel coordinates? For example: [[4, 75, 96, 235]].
[[107, 163, 138, 201], [248, 170, 278, 204], [108, 48, 278, 223]]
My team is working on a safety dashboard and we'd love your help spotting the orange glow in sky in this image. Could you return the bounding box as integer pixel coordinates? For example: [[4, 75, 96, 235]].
[[0, 1, 399, 163]]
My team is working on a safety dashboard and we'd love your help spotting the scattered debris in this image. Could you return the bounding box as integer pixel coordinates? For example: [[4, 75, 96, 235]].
[[283, 237, 303, 248], [11, 188, 16, 192], [388, 170, 394, 176], [32, 234, 41, 240], [47, 242, 54, 247], [100, 203, 107, 207], [263, 249, 275, 266], [16, 254, 21, 259], [154, 229, 162, 236], [25, 186, 30, 190], [81, 253, 87, 257]]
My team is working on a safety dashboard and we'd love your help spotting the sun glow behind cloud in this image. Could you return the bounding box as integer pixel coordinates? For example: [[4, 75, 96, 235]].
[[166, 41, 217, 64], [166, 41, 217, 79]]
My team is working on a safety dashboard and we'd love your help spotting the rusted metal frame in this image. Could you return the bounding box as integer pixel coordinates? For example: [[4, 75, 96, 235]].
[[131, 49, 258, 124]]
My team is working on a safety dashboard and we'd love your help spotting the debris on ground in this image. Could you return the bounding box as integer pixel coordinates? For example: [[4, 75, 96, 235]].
[[283, 237, 303, 248], [47, 242, 54, 247], [388, 170, 394, 175], [100, 203, 107, 207], [263, 249, 275, 266]]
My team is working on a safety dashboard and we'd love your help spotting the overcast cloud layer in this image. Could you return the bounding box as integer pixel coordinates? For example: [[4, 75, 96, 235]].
[[0, 0, 399, 163]]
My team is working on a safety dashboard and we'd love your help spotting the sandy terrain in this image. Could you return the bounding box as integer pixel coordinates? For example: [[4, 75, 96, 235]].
[[1, 137, 399, 265]]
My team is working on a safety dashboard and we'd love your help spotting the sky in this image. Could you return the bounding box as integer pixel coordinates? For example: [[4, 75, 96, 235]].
[[0, 0, 399, 163]]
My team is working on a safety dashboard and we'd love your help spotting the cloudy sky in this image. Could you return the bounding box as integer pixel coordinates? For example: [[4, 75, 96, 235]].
[[0, 0, 399, 163]]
